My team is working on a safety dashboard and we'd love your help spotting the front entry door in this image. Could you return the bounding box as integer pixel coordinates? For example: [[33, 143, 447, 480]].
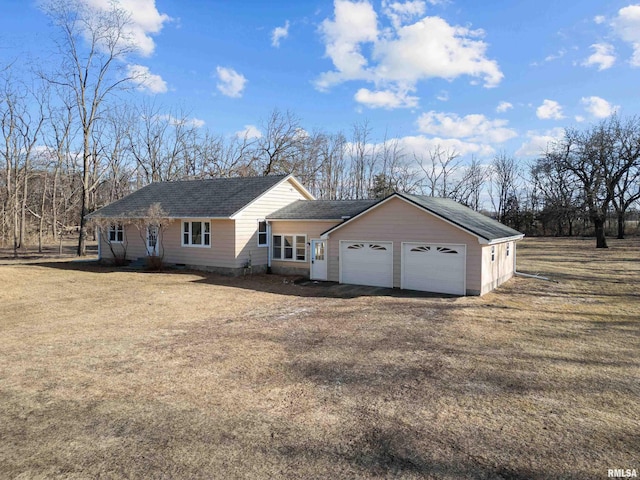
[[147, 225, 159, 256], [310, 239, 327, 280]]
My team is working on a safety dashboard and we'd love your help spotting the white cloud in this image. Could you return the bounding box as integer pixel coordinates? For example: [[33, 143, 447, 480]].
[[81, 0, 171, 56], [354, 87, 418, 108], [536, 99, 564, 120], [594, 15, 606, 24], [186, 117, 205, 128], [382, 0, 426, 29], [544, 49, 566, 62], [612, 4, 640, 66], [515, 128, 564, 157], [215, 66, 247, 98], [271, 20, 290, 47], [126, 64, 168, 93], [581, 96, 619, 118], [575, 115, 585, 123], [316, 0, 503, 106], [416, 111, 517, 143], [582, 43, 616, 70], [373, 17, 503, 87], [496, 101, 513, 113], [158, 114, 205, 128], [235, 124, 262, 139], [316, 0, 379, 90], [398, 135, 496, 158], [436, 90, 448, 101]]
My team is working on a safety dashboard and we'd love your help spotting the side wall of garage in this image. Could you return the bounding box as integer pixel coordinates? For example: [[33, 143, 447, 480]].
[[480, 241, 516, 295], [325, 197, 483, 294]]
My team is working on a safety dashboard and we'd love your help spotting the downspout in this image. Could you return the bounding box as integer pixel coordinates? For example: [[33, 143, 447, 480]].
[[266, 220, 272, 274], [513, 238, 557, 282], [97, 227, 101, 261]]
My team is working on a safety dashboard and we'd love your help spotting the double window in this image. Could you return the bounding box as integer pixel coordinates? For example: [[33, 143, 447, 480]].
[[272, 234, 306, 261], [108, 224, 124, 243], [258, 221, 268, 247], [182, 220, 210, 247]]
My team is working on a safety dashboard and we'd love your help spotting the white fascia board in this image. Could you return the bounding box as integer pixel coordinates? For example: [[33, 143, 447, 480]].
[[485, 234, 526, 245], [230, 175, 316, 220], [268, 218, 343, 222]]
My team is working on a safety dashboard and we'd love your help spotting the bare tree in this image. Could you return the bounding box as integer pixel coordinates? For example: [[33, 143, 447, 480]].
[[547, 116, 640, 248], [348, 120, 376, 199], [255, 108, 302, 176], [489, 152, 520, 223], [42, 0, 140, 255], [316, 132, 346, 199], [609, 116, 640, 238], [531, 152, 581, 236], [128, 102, 198, 183], [417, 145, 461, 197], [451, 156, 487, 210]]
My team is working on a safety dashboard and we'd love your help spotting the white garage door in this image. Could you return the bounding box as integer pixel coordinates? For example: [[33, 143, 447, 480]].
[[340, 241, 393, 288], [402, 243, 466, 295]]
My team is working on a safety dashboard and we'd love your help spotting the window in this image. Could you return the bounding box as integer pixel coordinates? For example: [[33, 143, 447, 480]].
[[491, 245, 495, 262], [258, 221, 267, 247], [182, 221, 211, 247], [272, 234, 306, 261], [506, 243, 510, 257], [108, 224, 124, 243]]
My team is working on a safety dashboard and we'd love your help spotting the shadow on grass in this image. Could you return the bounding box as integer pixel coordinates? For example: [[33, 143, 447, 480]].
[[23, 258, 462, 300]]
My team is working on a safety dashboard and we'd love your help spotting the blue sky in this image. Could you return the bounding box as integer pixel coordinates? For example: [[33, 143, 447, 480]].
[[1, 0, 638, 162]]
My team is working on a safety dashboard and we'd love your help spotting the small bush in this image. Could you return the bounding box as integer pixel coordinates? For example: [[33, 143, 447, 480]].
[[145, 255, 163, 271]]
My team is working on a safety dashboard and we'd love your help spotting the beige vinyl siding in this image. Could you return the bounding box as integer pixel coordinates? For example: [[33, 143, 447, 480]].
[[234, 179, 312, 268], [270, 220, 339, 274], [98, 224, 147, 261], [480, 241, 516, 295], [325, 196, 483, 293], [100, 219, 236, 268]]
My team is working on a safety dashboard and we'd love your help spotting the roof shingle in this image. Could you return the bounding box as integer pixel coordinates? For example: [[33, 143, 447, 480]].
[[399, 193, 523, 241], [88, 175, 290, 219], [268, 199, 378, 220]]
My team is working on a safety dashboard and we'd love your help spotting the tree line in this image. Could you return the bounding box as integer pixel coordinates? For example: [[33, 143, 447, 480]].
[[1, 0, 639, 255]]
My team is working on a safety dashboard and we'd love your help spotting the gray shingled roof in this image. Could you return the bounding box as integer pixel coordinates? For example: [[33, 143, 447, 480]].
[[268, 199, 378, 220], [399, 193, 523, 241], [88, 175, 290, 219]]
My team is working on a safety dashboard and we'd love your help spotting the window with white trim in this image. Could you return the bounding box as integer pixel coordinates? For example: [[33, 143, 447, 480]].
[[182, 220, 211, 247], [108, 224, 124, 243], [257, 221, 267, 247], [272, 234, 306, 261], [491, 245, 495, 262]]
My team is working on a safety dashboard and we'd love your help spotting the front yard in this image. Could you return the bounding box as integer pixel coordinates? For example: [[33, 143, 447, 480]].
[[0, 237, 638, 479]]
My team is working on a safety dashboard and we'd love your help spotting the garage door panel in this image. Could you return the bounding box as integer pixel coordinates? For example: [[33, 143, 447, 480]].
[[341, 242, 393, 288], [402, 243, 465, 295]]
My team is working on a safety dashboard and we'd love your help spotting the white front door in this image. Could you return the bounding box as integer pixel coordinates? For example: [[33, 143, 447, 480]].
[[146, 225, 159, 256], [310, 239, 327, 280]]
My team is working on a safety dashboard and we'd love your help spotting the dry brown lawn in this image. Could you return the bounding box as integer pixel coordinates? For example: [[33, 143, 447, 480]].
[[0, 237, 638, 479]]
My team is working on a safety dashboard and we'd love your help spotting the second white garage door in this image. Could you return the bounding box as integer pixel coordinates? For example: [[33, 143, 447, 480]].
[[402, 243, 466, 295], [340, 241, 393, 288]]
